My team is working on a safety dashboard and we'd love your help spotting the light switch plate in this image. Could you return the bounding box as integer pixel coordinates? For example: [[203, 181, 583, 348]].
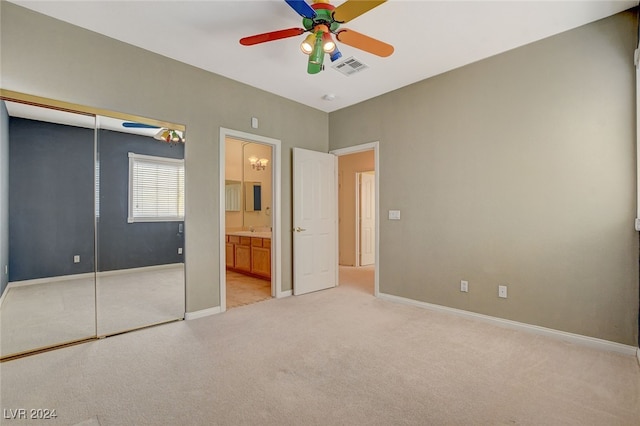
[[73, 255, 80, 263], [388, 210, 401, 220]]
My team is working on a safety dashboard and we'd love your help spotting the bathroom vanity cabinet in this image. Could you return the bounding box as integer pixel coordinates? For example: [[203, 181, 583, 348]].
[[226, 234, 271, 280]]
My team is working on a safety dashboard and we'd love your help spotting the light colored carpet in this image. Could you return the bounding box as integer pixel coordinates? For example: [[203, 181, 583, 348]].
[[1, 266, 638, 425], [1, 265, 184, 358]]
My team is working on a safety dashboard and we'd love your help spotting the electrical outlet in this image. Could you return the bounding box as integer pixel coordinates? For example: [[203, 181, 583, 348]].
[[73, 255, 80, 263], [498, 285, 508, 298], [460, 280, 468, 292], [178, 247, 183, 255]]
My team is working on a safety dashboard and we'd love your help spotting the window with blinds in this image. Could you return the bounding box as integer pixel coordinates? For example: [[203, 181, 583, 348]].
[[128, 152, 184, 223]]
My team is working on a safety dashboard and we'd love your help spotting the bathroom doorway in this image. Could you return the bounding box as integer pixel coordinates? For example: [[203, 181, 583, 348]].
[[331, 142, 379, 296], [219, 128, 282, 312]]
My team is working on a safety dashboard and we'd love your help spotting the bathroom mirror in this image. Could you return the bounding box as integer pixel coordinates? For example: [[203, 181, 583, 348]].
[[245, 181, 261, 211], [225, 180, 241, 212]]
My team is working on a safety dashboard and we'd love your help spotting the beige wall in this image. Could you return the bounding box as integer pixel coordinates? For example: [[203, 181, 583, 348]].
[[330, 11, 639, 345], [338, 151, 375, 266], [0, 2, 328, 310]]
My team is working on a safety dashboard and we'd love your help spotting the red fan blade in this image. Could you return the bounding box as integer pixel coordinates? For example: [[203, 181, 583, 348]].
[[336, 29, 394, 57], [333, 0, 387, 24], [240, 28, 305, 46]]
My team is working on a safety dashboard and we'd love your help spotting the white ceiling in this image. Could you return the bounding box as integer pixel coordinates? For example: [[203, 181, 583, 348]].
[[9, 0, 638, 113]]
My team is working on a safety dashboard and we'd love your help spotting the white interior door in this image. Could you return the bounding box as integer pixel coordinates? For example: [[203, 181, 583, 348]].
[[359, 172, 375, 266], [293, 148, 337, 295]]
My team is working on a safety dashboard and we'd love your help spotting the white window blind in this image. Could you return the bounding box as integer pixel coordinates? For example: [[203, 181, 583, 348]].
[[128, 152, 184, 223]]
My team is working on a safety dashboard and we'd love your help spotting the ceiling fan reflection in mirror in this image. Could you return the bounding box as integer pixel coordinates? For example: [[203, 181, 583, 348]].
[[122, 122, 185, 143], [240, 0, 394, 74]]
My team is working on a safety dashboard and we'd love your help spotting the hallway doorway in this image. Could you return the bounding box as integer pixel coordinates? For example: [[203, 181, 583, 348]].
[[331, 142, 379, 296]]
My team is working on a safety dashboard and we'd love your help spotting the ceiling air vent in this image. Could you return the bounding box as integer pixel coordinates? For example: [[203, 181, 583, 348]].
[[332, 56, 369, 76]]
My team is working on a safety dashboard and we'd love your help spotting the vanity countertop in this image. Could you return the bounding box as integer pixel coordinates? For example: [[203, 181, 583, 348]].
[[227, 231, 272, 239]]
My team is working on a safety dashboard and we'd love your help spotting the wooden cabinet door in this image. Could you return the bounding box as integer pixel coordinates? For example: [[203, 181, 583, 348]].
[[235, 244, 251, 272], [225, 243, 235, 268], [251, 246, 271, 278]]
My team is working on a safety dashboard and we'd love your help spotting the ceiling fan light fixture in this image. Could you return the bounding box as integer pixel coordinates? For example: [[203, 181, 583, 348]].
[[154, 129, 170, 142], [154, 128, 184, 143], [309, 33, 325, 65], [330, 46, 342, 62], [300, 33, 316, 55], [307, 62, 323, 74], [322, 32, 336, 53]]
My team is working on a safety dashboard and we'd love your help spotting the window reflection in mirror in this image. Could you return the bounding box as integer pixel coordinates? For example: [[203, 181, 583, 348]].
[[225, 180, 241, 212]]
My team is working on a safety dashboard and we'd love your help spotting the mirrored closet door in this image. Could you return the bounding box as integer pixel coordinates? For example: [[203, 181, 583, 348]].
[[0, 101, 97, 358], [0, 94, 186, 359], [95, 117, 185, 336]]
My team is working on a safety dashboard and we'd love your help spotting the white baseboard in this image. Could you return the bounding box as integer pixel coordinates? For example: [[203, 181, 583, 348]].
[[184, 306, 221, 320], [0, 285, 8, 308], [278, 290, 292, 298], [378, 292, 637, 356], [6, 263, 185, 288], [97, 263, 183, 277], [8, 272, 95, 287]]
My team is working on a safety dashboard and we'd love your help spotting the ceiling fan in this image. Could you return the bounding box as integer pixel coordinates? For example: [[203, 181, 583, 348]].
[[240, 0, 394, 74]]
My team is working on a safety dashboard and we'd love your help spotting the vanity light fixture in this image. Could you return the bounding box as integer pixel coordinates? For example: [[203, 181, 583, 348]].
[[248, 155, 269, 171]]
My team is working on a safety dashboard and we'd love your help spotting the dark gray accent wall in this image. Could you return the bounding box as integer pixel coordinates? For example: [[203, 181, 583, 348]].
[[97, 129, 184, 271], [9, 117, 95, 281], [8, 120, 186, 281], [0, 102, 9, 294]]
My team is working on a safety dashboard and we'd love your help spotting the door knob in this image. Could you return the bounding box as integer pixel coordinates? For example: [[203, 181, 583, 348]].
[[293, 227, 307, 232]]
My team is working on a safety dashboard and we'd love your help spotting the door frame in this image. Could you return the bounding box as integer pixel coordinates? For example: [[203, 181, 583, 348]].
[[219, 127, 283, 313], [330, 142, 380, 296]]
